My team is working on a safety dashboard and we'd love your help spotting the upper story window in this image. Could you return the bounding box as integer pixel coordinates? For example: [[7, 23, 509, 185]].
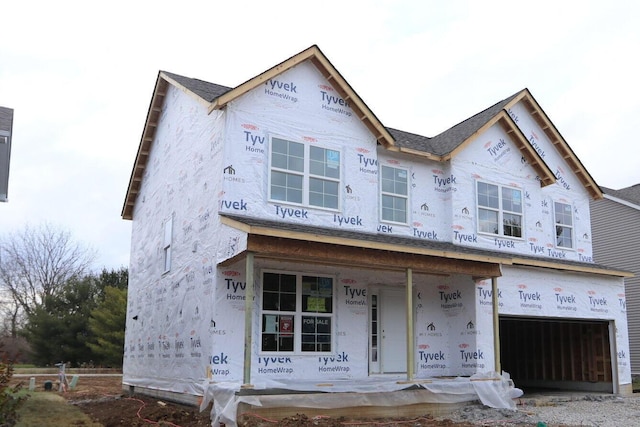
[[476, 181, 522, 238], [270, 137, 340, 210], [380, 165, 408, 224], [261, 272, 334, 354], [554, 202, 573, 249]]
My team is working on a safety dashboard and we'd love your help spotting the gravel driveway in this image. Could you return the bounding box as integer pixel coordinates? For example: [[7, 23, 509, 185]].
[[438, 393, 640, 426]]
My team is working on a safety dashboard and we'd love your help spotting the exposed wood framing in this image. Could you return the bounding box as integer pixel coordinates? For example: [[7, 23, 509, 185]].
[[505, 91, 603, 200], [309, 53, 395, 148], [492, 276, 501, 373], [446, 111, 556, 188], [220, 216, 510, 268], [406, 268, 415, 381], [397, 146, 444, 161], [122, 76, 169, 219], [206, 45, 395, 149], [240, 234, 502, 278], [160, 72, 213, 109], [511, 257, 633, 278], [220, 215, 632, 279], [501, 319, 612, 385], [243, 252, 254, 386], [496, 115, 556, 187]]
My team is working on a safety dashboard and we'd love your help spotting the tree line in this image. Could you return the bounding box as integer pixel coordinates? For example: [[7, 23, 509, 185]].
[[0, 223, 127, 367]]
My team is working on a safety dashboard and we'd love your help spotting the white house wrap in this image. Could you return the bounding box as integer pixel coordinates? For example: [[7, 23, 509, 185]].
[[121, 45, 632, 426]]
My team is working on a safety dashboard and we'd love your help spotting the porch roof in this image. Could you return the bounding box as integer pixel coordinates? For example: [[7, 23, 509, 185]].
[[220, 215, 632, 278]]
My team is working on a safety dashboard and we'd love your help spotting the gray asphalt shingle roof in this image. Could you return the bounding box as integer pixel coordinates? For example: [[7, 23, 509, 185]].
[[161, 71, 232, 103], [601, 184, 640, 205], [160, 70, 521, 155], [422, 93, 520, 156], [147, 72, 620, 274]]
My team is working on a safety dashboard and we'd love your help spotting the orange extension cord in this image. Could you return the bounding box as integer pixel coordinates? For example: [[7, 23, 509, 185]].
[[126, 397, 183, 427]]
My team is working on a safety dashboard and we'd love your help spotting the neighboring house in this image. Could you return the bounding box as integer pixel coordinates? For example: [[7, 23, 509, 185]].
[[121, 45, 632, 424], [0, 106, 13, 202], [590, 184, 640, 376]]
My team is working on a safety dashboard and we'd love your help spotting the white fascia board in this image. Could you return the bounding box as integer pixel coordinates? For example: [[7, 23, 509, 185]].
[[603, 194, 640, 211]]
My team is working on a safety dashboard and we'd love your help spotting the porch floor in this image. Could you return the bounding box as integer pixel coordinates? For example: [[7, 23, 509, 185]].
[[203, 372, 521, 426]]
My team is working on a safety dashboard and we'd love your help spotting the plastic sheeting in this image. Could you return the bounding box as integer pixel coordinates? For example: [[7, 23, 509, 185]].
[[201, 372, 523, 427]]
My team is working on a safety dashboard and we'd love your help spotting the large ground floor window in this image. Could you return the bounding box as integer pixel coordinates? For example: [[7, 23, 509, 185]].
[[261, 271, 334, 353]]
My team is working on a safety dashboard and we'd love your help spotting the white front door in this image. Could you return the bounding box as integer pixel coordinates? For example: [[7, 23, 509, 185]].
[[380, 289, 407, 373]]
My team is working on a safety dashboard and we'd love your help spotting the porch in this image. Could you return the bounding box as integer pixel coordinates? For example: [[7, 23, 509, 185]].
[[201, 372, 522, 426]]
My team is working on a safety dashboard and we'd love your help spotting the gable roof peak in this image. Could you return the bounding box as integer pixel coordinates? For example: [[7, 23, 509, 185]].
[[122, 45, 397, 219]]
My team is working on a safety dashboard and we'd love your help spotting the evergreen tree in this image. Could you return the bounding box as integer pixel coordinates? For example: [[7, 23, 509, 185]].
[[87, 286, 127, 367], [21, 268, 128, 367], [23, 276, 99, 366]]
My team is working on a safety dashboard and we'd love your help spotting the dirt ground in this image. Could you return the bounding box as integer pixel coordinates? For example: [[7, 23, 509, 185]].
[[11, 375, 486, 426]]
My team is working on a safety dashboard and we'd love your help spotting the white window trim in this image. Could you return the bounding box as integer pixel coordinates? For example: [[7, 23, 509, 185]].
[[476, 180, 524, 240], [379, 164, 410, 225], [268, 136, 342, 212], [259, 269, 335, 356], [553, 201, 574, 250]]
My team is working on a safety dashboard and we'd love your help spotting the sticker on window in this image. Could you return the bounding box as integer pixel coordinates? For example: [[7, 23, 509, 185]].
[[326, 150, 340, 169], [280, 316, 293, 336]]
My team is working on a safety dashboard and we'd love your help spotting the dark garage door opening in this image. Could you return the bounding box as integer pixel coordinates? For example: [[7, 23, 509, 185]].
[[500, 317, 613, 393]]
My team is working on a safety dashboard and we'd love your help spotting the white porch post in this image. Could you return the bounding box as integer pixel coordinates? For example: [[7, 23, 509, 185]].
[[243, 252, 255, 385], [406, 267, 414, 381]]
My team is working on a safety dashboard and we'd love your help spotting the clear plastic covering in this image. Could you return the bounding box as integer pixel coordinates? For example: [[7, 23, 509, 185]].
[[201, 372, 522, 427]]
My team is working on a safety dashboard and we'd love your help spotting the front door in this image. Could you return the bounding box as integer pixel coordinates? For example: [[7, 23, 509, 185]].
[[380, 288, 407, 373]]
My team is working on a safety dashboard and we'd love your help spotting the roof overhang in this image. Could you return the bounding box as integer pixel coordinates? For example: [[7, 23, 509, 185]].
[[121, 74, 168, 219], [505, 90, 603, 200], [446, 110, 556, 187], [207, 45, 396, 149], [122, 46, 398, 220]]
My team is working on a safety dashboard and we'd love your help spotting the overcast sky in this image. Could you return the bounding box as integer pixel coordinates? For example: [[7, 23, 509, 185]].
[[1, 0, 639, 271]]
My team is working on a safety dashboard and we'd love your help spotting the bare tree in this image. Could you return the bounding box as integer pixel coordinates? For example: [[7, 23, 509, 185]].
[[0, 293, 23, 338], [0, 223, 96, 329]]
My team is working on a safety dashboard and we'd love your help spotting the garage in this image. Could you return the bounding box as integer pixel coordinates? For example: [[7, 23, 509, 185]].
[[500, 316, 614, 393]]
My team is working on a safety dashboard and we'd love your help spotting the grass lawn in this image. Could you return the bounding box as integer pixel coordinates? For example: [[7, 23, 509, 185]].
[[15, 391, 102, 427]]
